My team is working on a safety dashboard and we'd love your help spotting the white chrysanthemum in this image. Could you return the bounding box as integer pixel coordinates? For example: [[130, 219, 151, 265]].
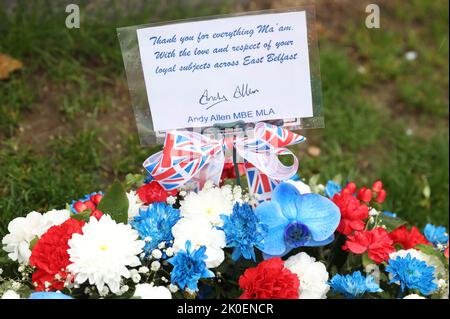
[[172, 217, 226, 268], [284, 252, 330, 299], [389, 249, 447, 281], [2, 209, 70, 265], [67, 215, 145, 294], [134, 284, 172, 299], [403, 294, 426, 299], [127, 191, 144, 220], [43, 209, 71, 226], [286, 180, 312, 194], [180, 186, 234, 226], [1, 290, 21, 299]]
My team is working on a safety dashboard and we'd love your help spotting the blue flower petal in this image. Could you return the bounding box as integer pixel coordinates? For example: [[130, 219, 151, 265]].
[[29, 292, 73, 299], [324, 180, 342, 198], [296, 193, 340, 241], [254, 201, 289, 229], [303, 234, 335, 247], [424, 224, 449, 246], [257, 223, 289, 256], [271, 182, 303, 221], [255, 201, 290, 256], [262, 248, 293, 260]]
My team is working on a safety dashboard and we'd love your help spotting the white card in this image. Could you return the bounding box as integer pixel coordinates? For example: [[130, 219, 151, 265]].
[[137, 11, 314, 132]]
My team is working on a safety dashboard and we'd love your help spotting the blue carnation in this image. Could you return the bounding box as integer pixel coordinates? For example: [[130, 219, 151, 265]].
[[324, 180, 342, 198], [254, 182, 340, 257], [386, 253, 438, 296], [29, 292, 73, 299], [220, 203, 268, 261], [424, 224, 448, 246], [329, 271, 382, 299], [130, 202, 181, 254], [168, 240, 214, 291]]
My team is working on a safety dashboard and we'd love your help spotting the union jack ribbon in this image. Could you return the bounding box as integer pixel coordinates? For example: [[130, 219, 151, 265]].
[[143, 122, 305, 201]]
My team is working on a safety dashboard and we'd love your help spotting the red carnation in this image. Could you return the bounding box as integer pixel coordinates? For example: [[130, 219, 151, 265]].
[[239, 258, 299, 299], [136, 181, 177, 205], [31, 269, 65, 291], [445, 242, 449, 259], [30, 218, 84, 291], [389, 225, 431, 249], [343, 227, 395, 264], [333, 192, 369, 235]]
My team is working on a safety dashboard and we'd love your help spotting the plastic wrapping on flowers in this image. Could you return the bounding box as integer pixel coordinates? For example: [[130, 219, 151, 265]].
[[0, 173, 448, 300]]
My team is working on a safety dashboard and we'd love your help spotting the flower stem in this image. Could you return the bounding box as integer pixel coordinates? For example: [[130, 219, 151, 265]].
[[233, 146, 241, 187]]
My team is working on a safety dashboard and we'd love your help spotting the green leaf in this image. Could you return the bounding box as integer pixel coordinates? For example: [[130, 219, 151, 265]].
[[309, 174, 320, 186], [96, 180, 129, 224], [29, 236, 39, 250], [379, 272, 389, 283], [70, 210, 91, 221], [332, 174, 343, 185], [421, 175, 431, 199], [378, 214, 407, 232], [125, 173, 145, 189], [362, 252, 373, 267]]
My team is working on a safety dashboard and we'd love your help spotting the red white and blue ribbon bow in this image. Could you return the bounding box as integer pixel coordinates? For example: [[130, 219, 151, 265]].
[[143, 122, 305, 201]]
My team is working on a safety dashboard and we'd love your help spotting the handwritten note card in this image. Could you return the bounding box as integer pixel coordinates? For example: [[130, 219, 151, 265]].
[[137, 11, 314, 131]]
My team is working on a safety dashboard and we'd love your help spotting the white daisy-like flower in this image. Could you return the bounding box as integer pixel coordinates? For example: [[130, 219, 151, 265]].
[[167, 196, 176, 206], [165, 247, 175, 257], [1, 290, 21, 299], [180, 186, 234, 226], [369, 208, 380, 216], [2, 209, 70, 265], [172, 217, 226, 268], [67, 215, 145, 294], [138, 266, 149, 274], [150, 261, 161, 272], [152, 249, 162, 259], [403, 294, 426, 299], [284, 252, 330, 299], [126, 190, 144, 220], [286, 180, 312, 194], [389, 249, 447, 282], [133, 284, 172, 299]]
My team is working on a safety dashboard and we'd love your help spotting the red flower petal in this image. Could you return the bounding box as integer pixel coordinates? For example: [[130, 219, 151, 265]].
[[239, 258, 299, 299]]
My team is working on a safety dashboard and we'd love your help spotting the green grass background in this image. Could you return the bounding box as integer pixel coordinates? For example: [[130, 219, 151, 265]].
[[0, 0, 448, 239]]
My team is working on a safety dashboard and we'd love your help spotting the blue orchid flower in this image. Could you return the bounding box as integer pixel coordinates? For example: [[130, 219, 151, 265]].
[[255, 182, 340, 257]]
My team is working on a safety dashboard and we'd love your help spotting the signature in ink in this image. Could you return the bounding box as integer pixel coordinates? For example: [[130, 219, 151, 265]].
[[198, 84, 260, 110], [199, 89, 228, 110], [233, 83, 260, 99]]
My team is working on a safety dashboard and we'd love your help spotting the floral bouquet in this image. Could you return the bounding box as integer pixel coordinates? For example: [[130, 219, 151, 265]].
[[1, 170, 448, 299]]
